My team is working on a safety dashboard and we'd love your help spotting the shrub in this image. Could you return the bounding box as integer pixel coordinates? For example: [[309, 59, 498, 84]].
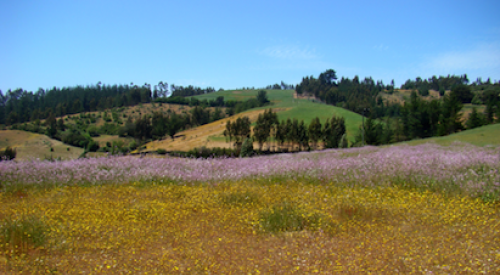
[[259, 203, 323, 233], [157, 148, 167, 155], [240, 138, 254, 157], [220, 191, 258, 207], [129, 140, 139, 151], [0, 146, 17, 161], [62, 130, 90, 148], [471, 94, 483, 105], [86, 140, 100, 152], [0, 216, 48, 254], [439, 87, 445, 96]]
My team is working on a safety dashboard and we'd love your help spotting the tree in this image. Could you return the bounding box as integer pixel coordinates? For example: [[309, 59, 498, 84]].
[[451, 84, 473, 103], [45, 113, 57, 138], [134, 115, 152, 140], [224, 116, 251, 149], [240, 138, 254, 157], [319, 69, 338, 86], [152, 112, 168, 140], [323, 115, 346, 148], [257, 90, 270, 106], [57, 118, 65, 131], [167, 113, 183, 140], [308, 117, 322, 149], [466, 107, 485, 129], [438, 93, 464, 136], [253, 113, 269, 151]]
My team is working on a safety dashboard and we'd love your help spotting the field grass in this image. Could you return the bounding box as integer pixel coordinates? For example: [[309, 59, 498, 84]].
[[0, 130, 84, 161], [1, 180, 498, 273], [401, 123, 500, 147], [193, 89, 292, 103], [1, 142, 499, 273]]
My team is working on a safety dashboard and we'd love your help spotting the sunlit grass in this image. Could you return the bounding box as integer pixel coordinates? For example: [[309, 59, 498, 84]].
[[1, 180, 498, 273]]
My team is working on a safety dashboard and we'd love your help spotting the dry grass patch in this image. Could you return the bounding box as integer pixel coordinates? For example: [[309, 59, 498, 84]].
[[0, 130, 83, 161]]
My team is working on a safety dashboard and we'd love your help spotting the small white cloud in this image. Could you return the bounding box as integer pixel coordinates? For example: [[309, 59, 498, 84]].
[[258, 45, 318, 60], [373, 44, 389, 51], [424, 43, 500, 71]]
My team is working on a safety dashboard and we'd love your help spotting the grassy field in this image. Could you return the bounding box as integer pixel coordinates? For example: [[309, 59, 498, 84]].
[[0, 130, 84, 161], [1, 143, 499, 273], [401, 123, 500, 147], [191, 89, 363, 146]]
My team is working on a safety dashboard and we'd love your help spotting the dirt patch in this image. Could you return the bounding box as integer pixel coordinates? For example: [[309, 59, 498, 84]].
[[293, 92, 322, 102]]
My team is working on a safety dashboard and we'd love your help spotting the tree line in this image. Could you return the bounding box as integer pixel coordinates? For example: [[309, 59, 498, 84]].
[[296, 69, 500, 145], [0, 82, 220, 126], [224, 109, 347, 154]]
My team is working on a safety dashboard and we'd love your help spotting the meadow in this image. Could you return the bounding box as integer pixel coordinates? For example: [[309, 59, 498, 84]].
[[1, 143, 499, 273]]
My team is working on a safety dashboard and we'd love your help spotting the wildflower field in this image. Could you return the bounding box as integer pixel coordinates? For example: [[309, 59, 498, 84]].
[[1, 143, 499, 273]]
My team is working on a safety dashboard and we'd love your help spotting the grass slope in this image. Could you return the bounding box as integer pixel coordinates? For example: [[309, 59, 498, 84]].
[[0, 130, 84, 161], [401, 123, 500, 147], [195, 89, 364, 143]]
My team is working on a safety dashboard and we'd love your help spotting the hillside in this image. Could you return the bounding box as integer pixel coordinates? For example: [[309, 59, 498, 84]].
[[197, 89, 364, 137], [379, 89, 487, 121], [400, 123, 500, 147], [139, 89, 364, 152], [0, 130, 85, 161]]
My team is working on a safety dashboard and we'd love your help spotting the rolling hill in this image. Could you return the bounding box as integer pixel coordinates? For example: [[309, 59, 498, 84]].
[[139, 89, 365, 153], [0, 130, 85, 161]]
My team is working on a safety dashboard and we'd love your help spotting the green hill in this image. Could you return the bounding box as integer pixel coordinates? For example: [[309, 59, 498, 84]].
[[400, 124, 500, 147], [195, 89, 364, 143]]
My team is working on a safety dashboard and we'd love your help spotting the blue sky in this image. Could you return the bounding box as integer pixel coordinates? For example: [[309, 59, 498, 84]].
[[1, 0, 499, 93]]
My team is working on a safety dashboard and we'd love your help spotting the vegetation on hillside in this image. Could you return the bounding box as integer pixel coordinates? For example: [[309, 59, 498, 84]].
[[1, 69, 499, 159]]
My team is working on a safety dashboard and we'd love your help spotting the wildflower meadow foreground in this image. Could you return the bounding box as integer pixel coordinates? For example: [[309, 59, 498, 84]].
[[1, 143, 499, 273]]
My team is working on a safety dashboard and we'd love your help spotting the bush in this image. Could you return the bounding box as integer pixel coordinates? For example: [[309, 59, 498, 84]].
[[128, 140, 139, 151], [259, 203, 323, 233], [220, 191, 258, 207], [0, 146, 16, 161], [62, 130, 90, 148], [471, 94, 483, 105], [418, 87, 429, 96], [439, 87, 445, 96], [86, 140, 100, 152], [0, 216, 48, 254], [157, 148, 167, 155]]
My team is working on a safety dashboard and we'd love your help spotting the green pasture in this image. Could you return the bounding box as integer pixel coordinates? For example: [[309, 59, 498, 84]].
[[196, 89, 363, 142], [193, 89, 293, 102], [401, 123, 500, 147]]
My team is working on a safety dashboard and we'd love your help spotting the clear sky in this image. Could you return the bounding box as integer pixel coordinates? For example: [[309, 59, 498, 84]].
[[1, 0, 499, 93]]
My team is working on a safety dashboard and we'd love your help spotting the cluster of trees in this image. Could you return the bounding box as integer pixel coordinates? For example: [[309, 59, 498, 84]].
[[170, 85, 216, 97], [296, 69, 500, 144], [155, 90, 271, 116], [0, 83, 153, 126], [0, 82, 222, 126], [295, 69, 395, 119], [355, 86, 500, 146], [224, 109, 347, 153], [265, 81, 295, 90], [156, 95, 226, 107], [400, 75, 470, 94]]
